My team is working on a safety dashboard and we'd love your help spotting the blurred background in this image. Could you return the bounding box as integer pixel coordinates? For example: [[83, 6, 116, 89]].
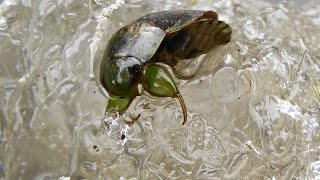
[[0, 0, 319, 179]]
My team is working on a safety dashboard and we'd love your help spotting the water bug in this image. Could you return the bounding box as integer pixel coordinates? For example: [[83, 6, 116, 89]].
[[100, 10, 232, 125]]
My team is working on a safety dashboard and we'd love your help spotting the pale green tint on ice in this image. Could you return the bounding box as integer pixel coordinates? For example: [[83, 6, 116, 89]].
[[0, 0, 320, 179]]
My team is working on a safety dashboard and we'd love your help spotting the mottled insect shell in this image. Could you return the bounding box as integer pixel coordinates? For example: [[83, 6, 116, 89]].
[[100, 10, 232, 122], [100, 10, 231, 98], [100, 20, 165, 97]]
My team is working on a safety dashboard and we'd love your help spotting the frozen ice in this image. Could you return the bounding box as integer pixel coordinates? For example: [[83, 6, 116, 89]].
[[0, 0, 320, 179]]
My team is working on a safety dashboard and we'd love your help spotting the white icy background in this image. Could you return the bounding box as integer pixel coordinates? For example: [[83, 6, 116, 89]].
[[0, 0, 320, 179]]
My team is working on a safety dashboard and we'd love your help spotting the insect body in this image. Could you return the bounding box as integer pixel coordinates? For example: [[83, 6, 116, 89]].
[[100, 10, 231, 125]]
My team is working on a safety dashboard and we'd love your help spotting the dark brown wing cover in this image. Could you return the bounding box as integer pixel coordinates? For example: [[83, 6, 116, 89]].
[[137, 10, 217, 31], [151, 11, 232, 65]]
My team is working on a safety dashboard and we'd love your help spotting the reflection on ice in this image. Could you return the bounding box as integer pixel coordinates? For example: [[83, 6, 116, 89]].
[[0, 0, 319, 179]]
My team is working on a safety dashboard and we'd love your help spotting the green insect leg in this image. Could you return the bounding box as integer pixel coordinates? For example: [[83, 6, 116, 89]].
[[105, 95, 133, 114], [142, 64, 187, 125]]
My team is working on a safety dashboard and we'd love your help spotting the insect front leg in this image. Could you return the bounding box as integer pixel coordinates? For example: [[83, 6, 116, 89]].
[[142, 64, 188, 125]]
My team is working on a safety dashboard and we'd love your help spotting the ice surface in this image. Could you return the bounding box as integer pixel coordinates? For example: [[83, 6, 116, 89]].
[[0, 0, 320, 179]]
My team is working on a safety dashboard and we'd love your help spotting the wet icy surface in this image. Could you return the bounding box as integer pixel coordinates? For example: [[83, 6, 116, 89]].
[[0, 0, 320, 179]]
